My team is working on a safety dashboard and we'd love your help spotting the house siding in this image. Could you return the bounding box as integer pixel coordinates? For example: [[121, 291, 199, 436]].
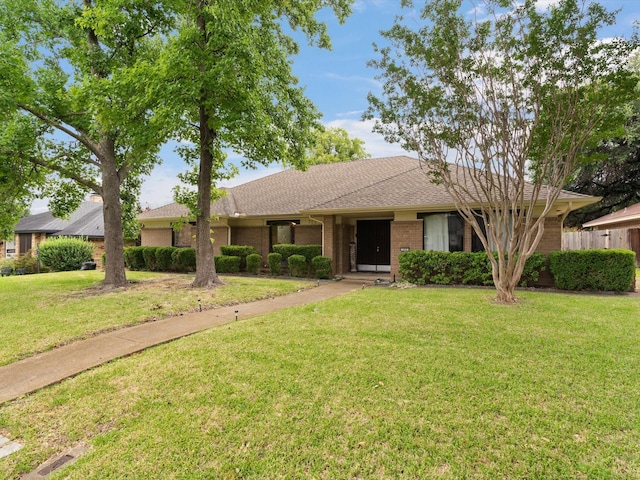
[[294, 225, 322, 246], [141, 228, 173, 248], [232, 226, 270, 258]]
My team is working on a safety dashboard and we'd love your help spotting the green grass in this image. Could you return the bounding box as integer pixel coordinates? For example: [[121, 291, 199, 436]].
[[1, 287, 639, 478], [0, 271, 311, 366]]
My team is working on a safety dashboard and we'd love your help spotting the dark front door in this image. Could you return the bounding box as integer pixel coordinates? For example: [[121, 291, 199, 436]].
[[356, 220, 391, 272]]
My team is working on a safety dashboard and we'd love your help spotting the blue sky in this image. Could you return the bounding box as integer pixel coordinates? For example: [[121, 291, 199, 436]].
[[128, 1, 640, 210]]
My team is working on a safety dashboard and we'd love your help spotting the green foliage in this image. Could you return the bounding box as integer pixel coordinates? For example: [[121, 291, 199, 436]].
[[273, 244, 322, 263], [288, 254, 307, 277], [268, 252, 282, 276], [214, 256, 241, 274], [142, 247, 158, 272], [171, 248, 196, 273], [311, 255, 332, 279], [156, 247, 175, 272], [549, 249, 636, 292], [220, 245, 259, 271], [124, 247, 146, 271], [306, 127, 370, 165], [399, 251, 545, 287], [38, 237, 94, 272], [246, 253, 262, 275], [0, 253, 44, 275]]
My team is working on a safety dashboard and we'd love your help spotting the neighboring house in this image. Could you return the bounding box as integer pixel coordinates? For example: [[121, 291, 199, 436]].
[[138, 156, 597, 281], [583, 202, 640, 230], [1, 196, 105, 265]]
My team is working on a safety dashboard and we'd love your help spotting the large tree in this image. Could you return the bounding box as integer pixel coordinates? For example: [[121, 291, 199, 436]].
[[366, 0, 636, 303], [564, 98, 640, 228], [164, 0, 352, 288], [0, 0, 174, 288]]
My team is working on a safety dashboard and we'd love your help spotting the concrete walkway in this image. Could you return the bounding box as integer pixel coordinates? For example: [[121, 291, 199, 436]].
[[0, 280, 364, 405]]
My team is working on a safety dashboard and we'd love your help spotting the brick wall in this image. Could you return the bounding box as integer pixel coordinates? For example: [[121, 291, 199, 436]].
[[294, 225, 322, 246], [232, 226, 270, 257], [391, 220, 424, 278], [141, 228, 172, 247]]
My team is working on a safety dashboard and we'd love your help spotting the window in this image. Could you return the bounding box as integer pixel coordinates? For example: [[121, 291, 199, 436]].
[[420, 212, 464, 252], [267, 220, 298, 249]]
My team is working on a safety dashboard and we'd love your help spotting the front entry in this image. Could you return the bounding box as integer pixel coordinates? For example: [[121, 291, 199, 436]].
[[356, 220, 391, 272]]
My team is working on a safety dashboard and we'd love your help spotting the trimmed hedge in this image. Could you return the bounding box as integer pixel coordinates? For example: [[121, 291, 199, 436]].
[[171, 248, 196, 272], [39, 237, 94, 272], [220, 245, 258, 271], [124, 246, 146, 271], [549, 249, 636, 292], [399, 250, 545, 287], [268, 253, 282, 275], [288, 254, 307, 277], [273, 244, 322, 263], [246, 253, 262, 275], [215, 255, 241, 273], [312, 255, 332, 279]]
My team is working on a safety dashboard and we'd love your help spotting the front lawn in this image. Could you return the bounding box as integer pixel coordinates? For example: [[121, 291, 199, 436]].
[[0, 287, 638, 478], [0, 271, 311, 366]]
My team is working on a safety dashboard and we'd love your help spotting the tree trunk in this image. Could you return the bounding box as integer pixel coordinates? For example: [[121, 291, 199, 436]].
[[191, 102, 222, 289], [101, 140, 127, 289]]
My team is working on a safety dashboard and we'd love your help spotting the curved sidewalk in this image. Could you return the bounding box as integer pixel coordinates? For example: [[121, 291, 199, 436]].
[[0, 280, 363, 405]]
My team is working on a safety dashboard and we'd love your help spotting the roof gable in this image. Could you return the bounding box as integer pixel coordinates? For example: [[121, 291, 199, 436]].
[[583, 202, 640, 228]]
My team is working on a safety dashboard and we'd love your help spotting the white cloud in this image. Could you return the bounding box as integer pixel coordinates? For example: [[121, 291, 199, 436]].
[[325, 118, 412, 158]]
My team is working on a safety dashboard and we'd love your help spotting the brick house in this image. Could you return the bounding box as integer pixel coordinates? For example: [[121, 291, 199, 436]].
[[138, 156, 597, 280], [1, 197, 105, 266]]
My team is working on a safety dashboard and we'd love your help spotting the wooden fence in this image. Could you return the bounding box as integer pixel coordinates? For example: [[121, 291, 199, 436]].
[[563, 227, 640, 266]]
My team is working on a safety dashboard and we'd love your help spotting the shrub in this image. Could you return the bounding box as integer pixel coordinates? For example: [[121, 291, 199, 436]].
[[549, 249, 636, 292], [288, 254, 307, 277], [246, 253, 262, 275], [215, 255, 241, 273], [312, 255, 332, 279], [398, 250, 545, 287], [273, 244, 321, 263], [220, 245, 258, 271], [142, 247, 158, 271], [171, 248, 196, 272], [38, 237, 94, 272], [268, 252, 282, 275], [156, 247, 174, 271], [124, 246, 146, 270]]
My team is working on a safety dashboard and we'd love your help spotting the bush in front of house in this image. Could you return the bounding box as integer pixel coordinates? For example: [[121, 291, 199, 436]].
[[156, 247, 175, 271], [246, 253, 262, 275], [398, 250, 545, 287], [312, 255, 332, 279], [171, 248, 196, 272], [215, 255, 241, 273], [39, 236, 94, 272], [273, 244, 322, 263], [124, 246, 146, 270], [220, 245, 258, 271], [288, 254, 307, 277], [268, 253, 282, 275], [142, 247, 159, 271], [549, 249, 636, 292]]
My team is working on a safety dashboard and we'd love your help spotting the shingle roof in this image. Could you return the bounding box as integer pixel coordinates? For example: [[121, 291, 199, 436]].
[[15, 202, 104, 238], [138, 155, 597, 220], [583, 202, 640, 228]]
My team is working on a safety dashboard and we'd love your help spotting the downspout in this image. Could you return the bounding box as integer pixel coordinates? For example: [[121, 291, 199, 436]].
[[216, 217, 232, 246], [559, 202, 572, 251], [307, 215, 325, 256]]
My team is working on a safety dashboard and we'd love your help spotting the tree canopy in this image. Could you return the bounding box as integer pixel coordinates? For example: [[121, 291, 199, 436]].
[[306, 127, 370, 165], [366, 0, 637, 303]]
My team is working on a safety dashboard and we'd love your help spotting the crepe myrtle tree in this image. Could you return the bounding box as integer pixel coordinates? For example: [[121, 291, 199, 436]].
[[0, 0, 175, 288], [366, 0, 637, 303], [163, 0, 353, 288]]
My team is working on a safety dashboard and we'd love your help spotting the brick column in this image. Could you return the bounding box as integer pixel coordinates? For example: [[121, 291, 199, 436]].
[[390, 220, 424, 279]]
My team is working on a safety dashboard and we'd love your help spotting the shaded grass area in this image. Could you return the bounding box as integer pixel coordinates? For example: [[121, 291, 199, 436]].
[[0, 271, 311, 366], [1, 288, 639, 478]]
